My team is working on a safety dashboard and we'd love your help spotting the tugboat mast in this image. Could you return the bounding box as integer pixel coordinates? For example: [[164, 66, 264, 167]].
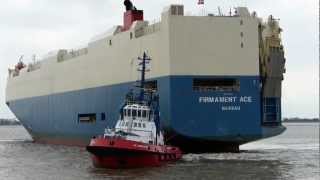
[[138, 52, 151, 102]]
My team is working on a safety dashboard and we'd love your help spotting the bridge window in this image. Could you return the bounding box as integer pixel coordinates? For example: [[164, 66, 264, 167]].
[[147, 111, 151, 121], [128, 109, 132, 117], [193, 78, 240, 92], [132, 110, 137, 117], [138, 110, 141, 117], [78, 114, 96, 123], [142, 110, 147, 118]]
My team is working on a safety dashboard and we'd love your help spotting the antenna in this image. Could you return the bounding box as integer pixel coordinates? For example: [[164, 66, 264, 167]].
[[32, 54, 36, 64], [137, 52, 151, 101], [218, 7, 222, 16], [19, 55, 24, 62]]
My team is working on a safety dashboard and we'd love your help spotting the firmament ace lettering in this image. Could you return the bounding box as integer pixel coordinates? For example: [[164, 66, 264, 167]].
[[199, 96, 252, 103], [199, 97, 237, 103]]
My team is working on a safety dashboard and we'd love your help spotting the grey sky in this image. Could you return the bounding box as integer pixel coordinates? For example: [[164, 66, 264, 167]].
[[0, 0, 318, 118]]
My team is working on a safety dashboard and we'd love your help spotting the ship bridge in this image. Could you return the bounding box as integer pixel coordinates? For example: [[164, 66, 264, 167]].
[[123, 104, 151, 122]]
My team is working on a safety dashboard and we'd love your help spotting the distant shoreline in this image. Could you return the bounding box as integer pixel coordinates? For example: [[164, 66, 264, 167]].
[[0, 118, 319, 126], [282, 118, 319, 123], [283, 121, 319, 123]]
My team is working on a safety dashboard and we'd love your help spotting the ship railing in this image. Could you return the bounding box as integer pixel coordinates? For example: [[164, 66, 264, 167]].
[[27, 61, 41, 72], [193, 86, 240, 92], [115, 128, 152, 134], [57, 48, 88, 63], [135, 19, 161, 38], [8, 69, 19, 78], [125, 100, 150, 106], [8, 61, 43, 79], [184, 9, 246, 18]]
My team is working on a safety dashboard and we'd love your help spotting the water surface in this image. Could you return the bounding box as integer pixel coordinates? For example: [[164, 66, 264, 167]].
[[0, 123, 318, 180]]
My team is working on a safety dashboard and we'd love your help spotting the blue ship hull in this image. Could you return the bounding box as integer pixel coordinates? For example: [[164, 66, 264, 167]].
[[7, 75, 285, 152]]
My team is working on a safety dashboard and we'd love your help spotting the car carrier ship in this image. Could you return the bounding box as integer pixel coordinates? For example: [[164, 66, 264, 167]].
[[5, 1, 286, 152]]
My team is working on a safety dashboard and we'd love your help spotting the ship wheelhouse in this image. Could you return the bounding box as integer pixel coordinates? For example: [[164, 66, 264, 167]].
[[122, 104, 150, 122], [108, 103, 161, 145]]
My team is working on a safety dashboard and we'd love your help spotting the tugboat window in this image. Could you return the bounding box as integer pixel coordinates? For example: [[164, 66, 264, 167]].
[[138, 110, 141, 117], [149, 111, 153, 121], [132, 110, 137, 117], [134, 122, 137, 127], [128, 109, 132, 117], [138, 123, 142, 128], [143, 123, 146, 128], [142, 110, 147, 118], [193, 78, 240, 92]]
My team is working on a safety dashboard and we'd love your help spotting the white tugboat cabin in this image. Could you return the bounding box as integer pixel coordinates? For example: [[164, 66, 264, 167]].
[[104, 103, 164, 146]]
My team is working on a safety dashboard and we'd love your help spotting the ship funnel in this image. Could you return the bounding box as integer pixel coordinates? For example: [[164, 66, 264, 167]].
[[124, 0, 134, 11], [123, 0, 144, 31]]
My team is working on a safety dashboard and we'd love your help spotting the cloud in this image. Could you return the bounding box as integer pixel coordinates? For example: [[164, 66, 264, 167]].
[[283, 64, 319, 118]]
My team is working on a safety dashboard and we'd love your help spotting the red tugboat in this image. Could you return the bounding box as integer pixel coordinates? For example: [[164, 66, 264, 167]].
[[86, 52, 183, 168]]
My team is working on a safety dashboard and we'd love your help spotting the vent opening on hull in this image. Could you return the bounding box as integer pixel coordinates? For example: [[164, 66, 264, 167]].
[[78, 114, 96, 123], [193, 78, 240, 92]]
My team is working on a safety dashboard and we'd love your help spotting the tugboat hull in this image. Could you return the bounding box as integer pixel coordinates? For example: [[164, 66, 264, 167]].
[[86, 137, 182, 168]]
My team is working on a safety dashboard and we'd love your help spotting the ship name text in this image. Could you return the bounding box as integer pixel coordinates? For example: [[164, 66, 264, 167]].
[[199, 96, 253, 103]]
